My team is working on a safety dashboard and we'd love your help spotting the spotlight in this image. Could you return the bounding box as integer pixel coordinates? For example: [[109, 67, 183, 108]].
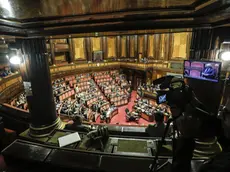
[[9, 55, 21, 65], [8, 49, 23, 65], [220, 51, 230, 61]]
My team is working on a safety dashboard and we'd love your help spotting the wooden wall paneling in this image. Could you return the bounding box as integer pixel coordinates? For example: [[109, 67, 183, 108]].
[[172, 32, 189, 60], [164, 34, 170, 61], [189, 31, 195, 60], [102, 37, 107, 59], [90, 37, 93, 61], [68, 38, 74, 62], [52, 39, 67, 44], [148, 35, 154, 58], [126, 36, 130, 58], [134, 35, 138, 59], [92, 37, 102, 51], [129, 36, 135, 58], [87, 37, 92, 61], [101, 37, 104, 52], [72, 38, 86, 60], [160, 34, 166, 60], [84, 38, 89, 61], [154, 34, 161, 60], [107, 36, 116, 58], [49, 39, 56, 65], [168, 33, 174, 60], [83, 38, 87, 61], [138, 35, 144, 60], [116, 36, 120, 59], [152, 70, 157, 81], [144, 34, 148, 58], [55, 52, 67, 64], [121, 36, 127, 58], [172, 33, 180, 59], [186, 32, 192, 60]]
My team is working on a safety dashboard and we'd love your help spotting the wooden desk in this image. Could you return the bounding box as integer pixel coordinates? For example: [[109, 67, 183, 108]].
[[106, 107, 118, 123], [57, 89, 75, 101], [141, 112, 154, 122]]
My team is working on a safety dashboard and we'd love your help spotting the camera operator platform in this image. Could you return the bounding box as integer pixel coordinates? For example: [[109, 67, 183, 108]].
[[142, 76, 223, 172]]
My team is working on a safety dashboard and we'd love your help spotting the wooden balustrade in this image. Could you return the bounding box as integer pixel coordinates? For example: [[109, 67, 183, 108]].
[[0, 61, 183, 103], [0, 73, 23, 103]]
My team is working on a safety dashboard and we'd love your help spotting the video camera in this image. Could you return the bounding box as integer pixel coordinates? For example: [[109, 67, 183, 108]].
[[155, 76, 193, 109]]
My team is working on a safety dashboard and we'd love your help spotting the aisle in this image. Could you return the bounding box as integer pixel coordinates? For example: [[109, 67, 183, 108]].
[[96, 91, 155, 126]]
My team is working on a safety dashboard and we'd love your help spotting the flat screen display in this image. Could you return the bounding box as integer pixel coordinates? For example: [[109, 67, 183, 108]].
[[184, 60, 221, 82], [157, 94, 167, 104]]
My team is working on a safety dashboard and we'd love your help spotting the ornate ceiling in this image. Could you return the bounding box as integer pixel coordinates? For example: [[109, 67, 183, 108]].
[[0, 0, 200, 19], [0, 0, 230, 37]]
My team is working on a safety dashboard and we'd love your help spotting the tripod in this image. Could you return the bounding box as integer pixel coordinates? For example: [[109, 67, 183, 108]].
[[149, 114, 182, 172]]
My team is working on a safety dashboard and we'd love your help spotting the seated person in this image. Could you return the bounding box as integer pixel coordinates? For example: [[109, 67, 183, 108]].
[[65, 115, 90, 132], [100, 110, 106, 122], [126, 114, 134, 121], [125, 108, 130, 115], [126, 110, 139, 122], [145, 111, 166, 137]]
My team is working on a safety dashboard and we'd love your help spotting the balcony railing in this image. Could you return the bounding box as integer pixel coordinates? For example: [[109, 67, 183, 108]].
[[0, 61, 183, 102], [50, 61, 183, 74]]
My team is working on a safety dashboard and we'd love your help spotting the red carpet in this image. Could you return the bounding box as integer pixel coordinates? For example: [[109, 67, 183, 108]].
[[96, 91, 155, 126]]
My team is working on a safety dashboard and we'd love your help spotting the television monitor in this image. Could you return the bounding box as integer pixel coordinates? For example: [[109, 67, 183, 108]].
[[184, 60, 221, 82]]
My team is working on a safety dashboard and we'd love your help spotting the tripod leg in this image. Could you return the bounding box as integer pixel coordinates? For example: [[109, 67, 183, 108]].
[[149, 118, 173, 172], [172, 138, 195, 172]]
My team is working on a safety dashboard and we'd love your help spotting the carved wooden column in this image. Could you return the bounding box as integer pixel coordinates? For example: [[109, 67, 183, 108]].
[[49, 39, 56, 65], [20, 38, 63, 137], [143, 34, 148, 58], [163, 34, 170, 61], [134, 35, 138, 59], [168, 33, 174, 61], [154, 34, 161, 60], [86, 37, 92, 61], [126, 36, 130, 58], [68, 38, 74, 63], [102, 37, 107, 59], [116, 36, 121, 59], [83, 38, 88, 61]]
